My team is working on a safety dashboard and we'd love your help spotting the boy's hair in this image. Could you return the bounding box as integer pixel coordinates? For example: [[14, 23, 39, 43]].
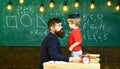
[[67, 18, 81, 27], [48, 18, 61, 30]]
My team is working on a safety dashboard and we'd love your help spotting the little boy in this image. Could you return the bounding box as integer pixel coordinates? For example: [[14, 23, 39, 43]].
[[67, 14, 82, 57]]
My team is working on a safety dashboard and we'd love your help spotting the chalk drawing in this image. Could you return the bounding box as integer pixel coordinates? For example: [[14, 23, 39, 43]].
[[90, 15, 94, 20], [86, 19, 90, 24], [20, 14, 32, 27], [5, 5, 108, 46], [93, 35, 97, 42], [82, 13, 87, 21], [95, 30, 98, 34], [87, 35, 92, 40], [6, 16, 18, 28], [83, 35, 86, 40], [98, 36, 102, 42], [50, 12, 64, 16], [82, 23, 87, 31], [90, 24, 97, 30], [97, 14, 103, 20], [80, 13, 108, 43], [36, 15, 47, 28], [30, 29, 48, 36], [100, 23, 105, 30], [30, 29, 42, 35], [104, 34, 107, 40], [93, 19, 96, 22], [17, 6, 34, 15], [6, 14, 48, 28], [63, 17, 67, 26]]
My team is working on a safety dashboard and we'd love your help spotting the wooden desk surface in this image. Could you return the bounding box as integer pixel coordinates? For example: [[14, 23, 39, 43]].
[[44, 62, 100, 69]]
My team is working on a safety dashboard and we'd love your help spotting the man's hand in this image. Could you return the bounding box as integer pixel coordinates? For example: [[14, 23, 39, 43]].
[[71, 57, 81, 63]]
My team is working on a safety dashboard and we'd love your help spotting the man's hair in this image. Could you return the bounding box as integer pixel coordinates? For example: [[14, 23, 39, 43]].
[[48, 18, 61, 30]]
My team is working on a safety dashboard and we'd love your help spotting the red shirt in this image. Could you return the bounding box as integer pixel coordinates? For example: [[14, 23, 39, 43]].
[[68, 28, 82, 51]]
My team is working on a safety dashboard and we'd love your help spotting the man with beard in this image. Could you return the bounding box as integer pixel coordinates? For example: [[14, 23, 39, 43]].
[[39, 18, 81, 69]]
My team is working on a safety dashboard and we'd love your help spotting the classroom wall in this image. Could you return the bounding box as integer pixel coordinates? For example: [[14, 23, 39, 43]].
[[0, 46, 120, 69], [0, 0, 120, 46], [0, 0, 120, 69]]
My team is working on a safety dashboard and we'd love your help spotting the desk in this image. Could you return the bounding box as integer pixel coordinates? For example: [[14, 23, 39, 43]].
[[44, 62, 100, 69]]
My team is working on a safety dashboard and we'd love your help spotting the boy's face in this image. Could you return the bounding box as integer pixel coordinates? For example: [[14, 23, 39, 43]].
[[69, 23, 75, 30]]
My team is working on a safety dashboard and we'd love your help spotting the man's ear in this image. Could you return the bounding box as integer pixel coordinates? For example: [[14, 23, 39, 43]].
[[50, 26, 54, 31]]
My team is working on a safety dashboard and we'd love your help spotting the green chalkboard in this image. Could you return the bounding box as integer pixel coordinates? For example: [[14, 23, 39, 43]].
[[0, 0, 120, 46]]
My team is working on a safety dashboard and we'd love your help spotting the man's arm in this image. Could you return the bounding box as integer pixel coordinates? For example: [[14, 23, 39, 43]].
[[48, 37, 81, 62], [48, 37, 69, 62]]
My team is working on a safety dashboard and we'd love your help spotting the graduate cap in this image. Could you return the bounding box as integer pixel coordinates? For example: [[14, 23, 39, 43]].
[[67, 14, 81, 25], [68, 14, 80, 18]]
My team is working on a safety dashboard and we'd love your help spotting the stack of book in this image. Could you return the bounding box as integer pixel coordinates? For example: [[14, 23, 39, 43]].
[[89, 54, 100, 63]]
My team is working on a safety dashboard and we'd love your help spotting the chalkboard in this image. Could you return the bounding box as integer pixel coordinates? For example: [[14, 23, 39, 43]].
[[0, 0, 120, 46]]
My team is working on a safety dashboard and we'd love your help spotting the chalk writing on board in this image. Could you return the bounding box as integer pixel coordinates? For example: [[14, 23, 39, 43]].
[[5, 5, 109, 45], [63, 18, 67, 26], [5, 6, 58, 43], [81, 13, 108, 43], [5, 13, 108, 44], [30, 29, 48, 36], [17, 6, 34, 15], [50, 13, 64, 16]]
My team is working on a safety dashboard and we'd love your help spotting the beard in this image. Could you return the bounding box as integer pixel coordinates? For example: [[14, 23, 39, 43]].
[[55, 28, 65, 38]]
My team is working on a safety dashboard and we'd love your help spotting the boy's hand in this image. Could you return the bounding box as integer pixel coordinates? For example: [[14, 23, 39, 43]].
[[69, 47, 73, 51]]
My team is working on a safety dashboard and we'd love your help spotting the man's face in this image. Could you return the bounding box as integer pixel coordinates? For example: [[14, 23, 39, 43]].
[[54, 23, 65, 38]]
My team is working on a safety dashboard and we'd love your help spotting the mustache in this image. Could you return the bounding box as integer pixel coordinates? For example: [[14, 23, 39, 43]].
[[55, 28, 65, 38], [60, 28, 64, 32]]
